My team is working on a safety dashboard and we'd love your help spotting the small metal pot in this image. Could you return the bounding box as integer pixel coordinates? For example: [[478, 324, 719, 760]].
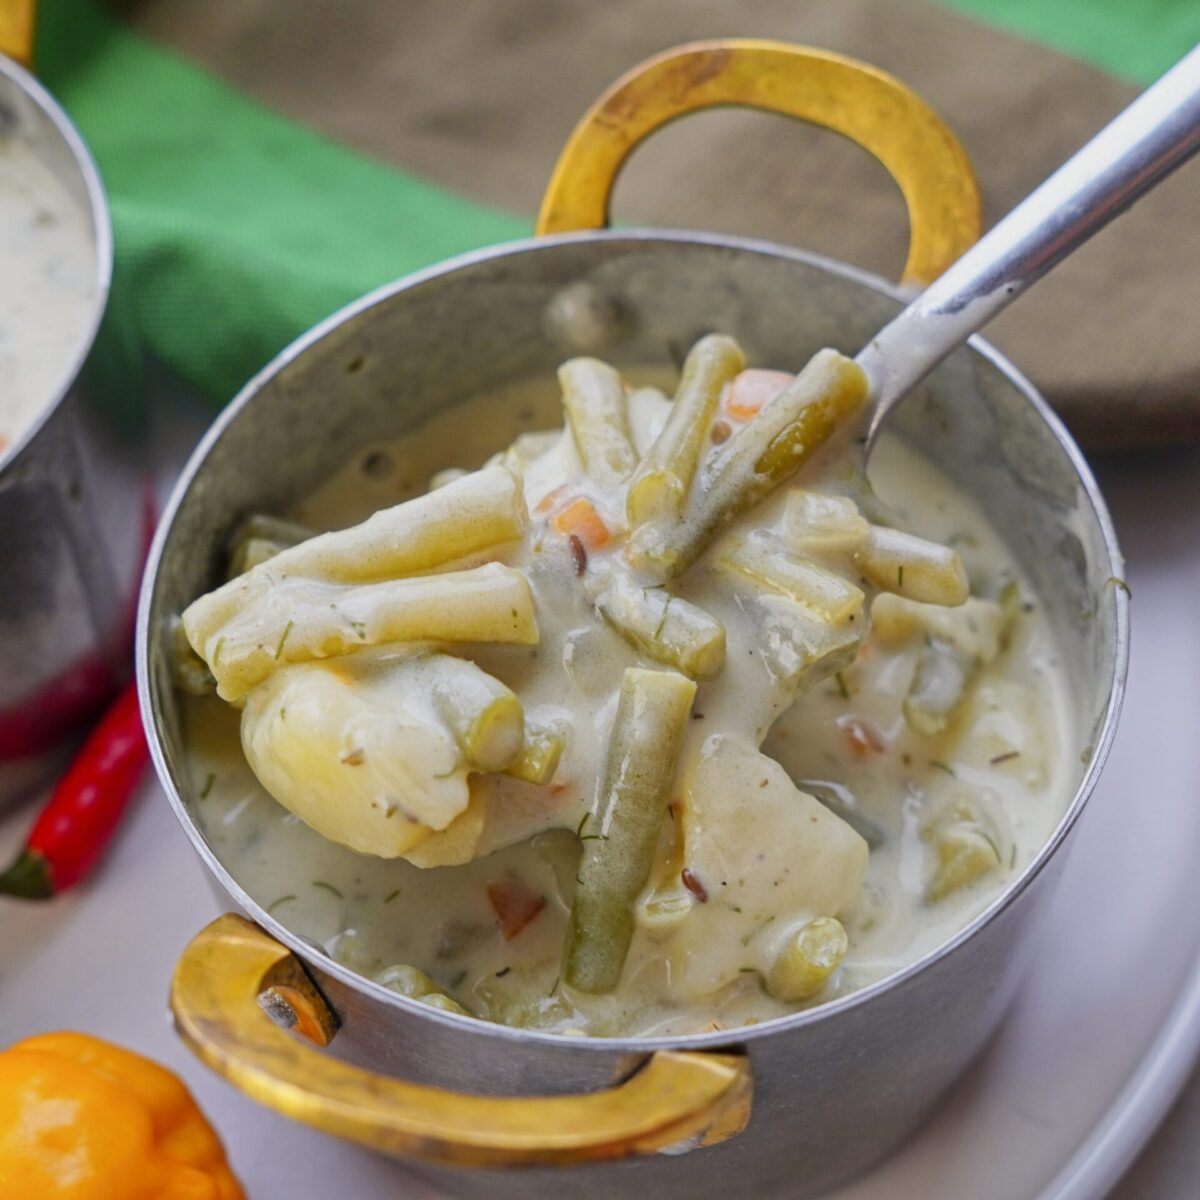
[[0, 54, 145, 803], [138, 43, 1128, 1199]]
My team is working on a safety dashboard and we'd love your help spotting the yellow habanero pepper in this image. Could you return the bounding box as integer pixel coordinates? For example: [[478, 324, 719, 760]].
[[0, 1032, 243, 1200]]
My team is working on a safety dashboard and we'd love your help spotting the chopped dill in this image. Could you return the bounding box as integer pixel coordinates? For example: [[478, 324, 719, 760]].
[[575, 812, 590, 838], [929, 760, 956, 777], [267, 894, 296, 915], [495, 966, 512, 978], [739, 967, 756, 973], [312, 880, 344, 900], [1105, 576, 1132, 598], [1009, 845, 1017, 869], [549, 973, 560, 995], [198, 772, 215, 799], [348, 619, 367, 640], [384, 888, 402, 903], [273, 619, 294, 660], [897, 564, 904, 588], [989, 750, 1020, 765], [835, 671, 850, 701]]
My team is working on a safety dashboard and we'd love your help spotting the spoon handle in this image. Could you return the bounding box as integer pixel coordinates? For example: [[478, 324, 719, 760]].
[[862, 43, 1200, 443]]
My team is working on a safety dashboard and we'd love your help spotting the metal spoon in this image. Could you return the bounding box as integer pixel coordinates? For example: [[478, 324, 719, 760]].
[[860, 43, 1200, 452]]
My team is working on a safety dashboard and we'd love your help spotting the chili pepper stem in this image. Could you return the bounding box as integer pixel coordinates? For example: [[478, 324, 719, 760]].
[[0, 849, 54, 899]]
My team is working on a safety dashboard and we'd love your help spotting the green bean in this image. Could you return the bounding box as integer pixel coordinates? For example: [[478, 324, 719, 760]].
[[418, 993, 471, 1016], [228, 536, 288, 577], [186, 466, 528, 642], [187, 562, 538, 702], [766, 917, 848, 1002], [628, 350, 867, 578], [720, 533, 864, 623], [167, 616, 215, 695], [903, 637, 976, 737], [503, 721, 566, 785], [420, 654, 524, 772], [559, 358, 638, 489], [923, 801, 1002, 903], [595, 574, 726, 679], [626, 334, 745, 526], [376, 965, 470, 1014], [855, 525, 968, 606], [226, 513, 315, 579], [782, 490, 870, 554], [376, 964, 442, 997], [755, 596, 864, 695], [564, 668, 696, 993]]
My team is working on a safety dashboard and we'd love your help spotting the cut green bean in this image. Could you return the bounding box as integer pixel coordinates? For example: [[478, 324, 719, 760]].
[[628, 349, 867, 578], [766, 917, 848, 1002], [377, 964, 470, 1014], [782, 490, 870, 554], [187, 562, 538, 702], [595, 573, 726, 679], [923, 800, 1002, 903], [720, 533, 864, 623], [186, 466, 528, 642], [756, 596, 864, 696], [564, 668, 696, 993], [168, 616, 215, 695], [855, 526, 968, 607], [903, 637, 976, 737], [376, 964, 442, 997], [503, 722, 566, 785], [420, 654, 525, 772], [227, 513, 315, 579], [559, 358, 638, 489], [626, 334, 745, 527]]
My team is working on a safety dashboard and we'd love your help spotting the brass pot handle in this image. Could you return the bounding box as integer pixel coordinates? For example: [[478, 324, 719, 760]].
[[0, 0, 37, 65], [171, 914, 752, 1167], [537, 39, 982, 287]]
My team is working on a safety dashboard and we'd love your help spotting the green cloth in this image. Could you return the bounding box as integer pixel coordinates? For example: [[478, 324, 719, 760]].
[[939, 0, 1198, 84], [37, 0, 527, 404]]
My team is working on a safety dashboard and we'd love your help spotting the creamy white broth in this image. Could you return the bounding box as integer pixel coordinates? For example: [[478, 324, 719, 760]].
[[0, 132, 97, 456], [182, 365, 1073, 1038]]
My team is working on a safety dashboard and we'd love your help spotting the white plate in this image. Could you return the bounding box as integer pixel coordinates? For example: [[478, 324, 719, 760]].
[[2, 437, 1198, 1200]]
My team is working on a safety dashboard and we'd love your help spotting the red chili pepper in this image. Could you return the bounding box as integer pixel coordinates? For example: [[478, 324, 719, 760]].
[[0, 680, 149, 899]]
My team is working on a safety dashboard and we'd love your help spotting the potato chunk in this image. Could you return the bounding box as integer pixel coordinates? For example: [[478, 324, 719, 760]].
[[656, 734, 868, 1000], [241, 657, 473, 859]]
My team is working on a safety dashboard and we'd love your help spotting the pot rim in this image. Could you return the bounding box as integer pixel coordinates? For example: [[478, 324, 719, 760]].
[[0, 53, 113, 469], [137, 226, 1130, 1054]]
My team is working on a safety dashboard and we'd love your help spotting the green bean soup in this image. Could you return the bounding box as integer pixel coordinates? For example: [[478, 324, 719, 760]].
[[177, 338, 1073, 1037]]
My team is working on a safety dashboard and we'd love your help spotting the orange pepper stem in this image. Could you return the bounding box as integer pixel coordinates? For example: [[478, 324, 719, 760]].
[[0, 849, 53, 899]]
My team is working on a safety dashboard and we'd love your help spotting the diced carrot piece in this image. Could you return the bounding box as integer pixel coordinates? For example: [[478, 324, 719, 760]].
[[534, 484, 571, 515], [487, 878, 547, 940], [838, 715, 887, 759], [551, 497, 610, 549], [725, 369, 794, 420]]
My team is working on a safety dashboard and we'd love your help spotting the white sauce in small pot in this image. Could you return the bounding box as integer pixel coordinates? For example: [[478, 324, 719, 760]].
[[0, 131, 97, 457], [181, 371, 1078, 1039]]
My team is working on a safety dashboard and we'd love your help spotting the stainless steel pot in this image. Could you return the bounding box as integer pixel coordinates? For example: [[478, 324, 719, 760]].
[[0, 53, 145, 803], [137, 42, 1129, 1199]]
